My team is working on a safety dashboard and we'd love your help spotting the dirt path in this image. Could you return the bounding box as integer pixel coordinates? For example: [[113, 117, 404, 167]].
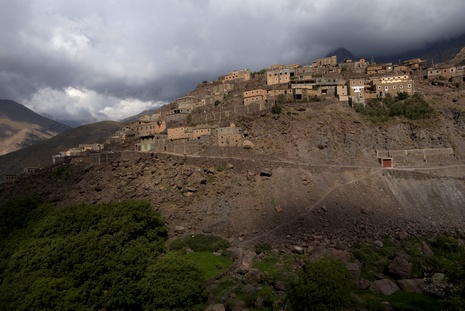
[[242, 169, 380, 245]]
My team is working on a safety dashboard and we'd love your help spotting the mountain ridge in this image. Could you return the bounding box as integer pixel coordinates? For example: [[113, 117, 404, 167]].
[[0, 99, 70, 155]]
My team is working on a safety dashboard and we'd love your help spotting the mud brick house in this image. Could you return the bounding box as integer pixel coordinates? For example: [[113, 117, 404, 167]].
[[427, 66, 458, 80], [243, 89, 267, 105], [312, 56, 337, 68], [220, 69, 251, 82], [167, 127, 192, 141], [214, 126, 242, 147], [340, 59, 368, 74], [371, 75, 414, 97], [266, 64, 299, 86], [135, 120, 167, 138]]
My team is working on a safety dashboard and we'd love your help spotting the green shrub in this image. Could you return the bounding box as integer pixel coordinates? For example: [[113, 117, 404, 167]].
[[271, 104, 282, 114], [169, 234, 230, 253], [183, 252, 232, 279], [355, 93, 434, 122], [255, 242, 272, 254], [141, 256, 206, 311], [0, 200, 169, 310], [287, 256, 354, 311]]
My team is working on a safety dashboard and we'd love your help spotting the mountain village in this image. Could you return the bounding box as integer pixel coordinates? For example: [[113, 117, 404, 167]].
[[4, 52, 465, 181]]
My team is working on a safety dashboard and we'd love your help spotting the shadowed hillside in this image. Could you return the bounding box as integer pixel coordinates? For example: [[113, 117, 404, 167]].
[[0, 121, 124, 175], [0, 99, 70, 155]]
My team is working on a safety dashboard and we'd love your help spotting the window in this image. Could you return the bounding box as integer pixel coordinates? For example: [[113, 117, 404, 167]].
[[393, 85, 396, 89], [400, 85, 403, 89], [408, 84, 411, 88]]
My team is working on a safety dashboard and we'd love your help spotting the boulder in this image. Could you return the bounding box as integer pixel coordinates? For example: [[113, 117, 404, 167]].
[[291, 245, 304, 254], [174, 225, 186, 233], [397, 229, 409, 240], [421, 242, 434, 256], [388, 253, 412, 279], [369, 279, 400, 295], [205, 304, 225, 311], [243, 140, 254, 149], [397, 279, 425, 293]]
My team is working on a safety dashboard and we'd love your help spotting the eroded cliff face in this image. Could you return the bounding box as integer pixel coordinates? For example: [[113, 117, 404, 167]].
[[1, 148, 464, 248], [1, 82, 465, 246]]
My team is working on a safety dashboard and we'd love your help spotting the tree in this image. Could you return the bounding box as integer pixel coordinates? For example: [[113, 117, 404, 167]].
[[0, 200, 169, 310], [140, 256, 206, 311], [287, 256, 354, 311]]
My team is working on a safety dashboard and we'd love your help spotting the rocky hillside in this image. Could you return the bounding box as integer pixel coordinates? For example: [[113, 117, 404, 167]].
[[1, 80, 465, 247], [0, 121, 124, 175], [0, 99, 70, 155]]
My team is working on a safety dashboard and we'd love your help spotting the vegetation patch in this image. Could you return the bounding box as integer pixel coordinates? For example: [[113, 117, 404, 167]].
[[255, 242, 272, 254], [182, 252, 232, 279], [0, 197, 208, 311], [169, 234, 230, 253], [287, 255, 355, 311], [354, 92, 435, 122]]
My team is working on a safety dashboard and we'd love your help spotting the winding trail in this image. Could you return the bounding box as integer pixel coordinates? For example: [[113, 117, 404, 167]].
[[242, 169, 380, 245]]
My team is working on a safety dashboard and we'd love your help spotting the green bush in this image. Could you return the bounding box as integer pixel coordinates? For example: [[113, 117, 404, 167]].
[[355, 93, 434, 122], [169, 234, 230, 253], [271, 104, 282, 114], [255, 242, 272, 254], [287, 256, 354, 311], [0, 200, 170, 310], [140, 256, 206, 311]]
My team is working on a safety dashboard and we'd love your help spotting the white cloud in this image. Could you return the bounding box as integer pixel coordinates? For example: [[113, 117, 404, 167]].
[[24, 87, 165, 122]]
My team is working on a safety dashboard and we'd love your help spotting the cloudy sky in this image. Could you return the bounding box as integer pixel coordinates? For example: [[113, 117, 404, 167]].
[[1, 0, 465, 124]]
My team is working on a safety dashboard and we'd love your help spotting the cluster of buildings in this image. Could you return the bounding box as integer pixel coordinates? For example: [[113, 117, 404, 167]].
[[242, 56, 464, 106], [118, 53, 464, 154], [126, 118, 243, 153], [51, 143, 111, 164]]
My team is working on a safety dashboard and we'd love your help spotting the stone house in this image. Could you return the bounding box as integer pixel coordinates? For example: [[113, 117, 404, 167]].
[[176, 96, 205, 110], [135, 135, 167, 152], [371, 75, 414, 97], [79, 144, 104, 152], [347, 78, 373, 99], [220, 69, 251, 82], [402, 58, 427, 70], [427, 66, 457, 79], [213, 126, 242, 147], [139, 113, 162, 122], [336, 82, 349, 101], [166, 107, 192, 123], [267, 68, 291, 85], [24, 167, 40, 174], [167, 127, 192, 141], [135, 120, 167, 138], [312, 56, 337, 68], [367, 64, 394, 75], [243, 89, 267, 105], [192, 125, 215, 139]]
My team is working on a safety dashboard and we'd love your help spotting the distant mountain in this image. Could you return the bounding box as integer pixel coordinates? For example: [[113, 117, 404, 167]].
[[374, 33, 465, 65], [325, 47, 355, 62], [0, 99, 70, 155], [0, 121, 124, 175]]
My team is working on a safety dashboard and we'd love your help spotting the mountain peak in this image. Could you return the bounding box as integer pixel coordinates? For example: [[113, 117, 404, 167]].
[[325, 47, 355, 61]]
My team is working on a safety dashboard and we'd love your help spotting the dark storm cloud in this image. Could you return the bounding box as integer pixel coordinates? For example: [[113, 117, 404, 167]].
[[1, 0, 465, 122]]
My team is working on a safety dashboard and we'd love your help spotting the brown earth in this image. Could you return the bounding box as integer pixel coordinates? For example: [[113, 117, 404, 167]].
[[2, 80, 465, 252]]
